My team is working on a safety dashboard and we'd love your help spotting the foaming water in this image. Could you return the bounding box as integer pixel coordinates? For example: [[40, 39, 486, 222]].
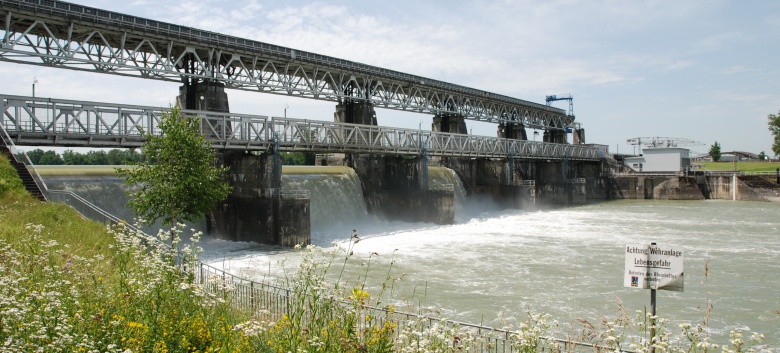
[[42, 168, 780, 341], [203, 200, 780, 342]]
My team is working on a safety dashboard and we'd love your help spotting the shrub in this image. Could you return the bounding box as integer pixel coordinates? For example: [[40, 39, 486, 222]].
[[0, 197, 251, 352], [0, 154, 25, 196]]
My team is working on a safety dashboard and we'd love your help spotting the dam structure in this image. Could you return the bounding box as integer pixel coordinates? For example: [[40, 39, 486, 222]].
[[0, 0, 609, 246]]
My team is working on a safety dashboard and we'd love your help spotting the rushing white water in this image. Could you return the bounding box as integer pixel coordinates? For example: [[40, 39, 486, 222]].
[[202, 174, 780, 344], [42, 168, 780, 343]]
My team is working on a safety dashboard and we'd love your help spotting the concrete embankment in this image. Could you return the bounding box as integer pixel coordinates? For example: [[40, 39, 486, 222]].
[[613, 174, 780, 201]]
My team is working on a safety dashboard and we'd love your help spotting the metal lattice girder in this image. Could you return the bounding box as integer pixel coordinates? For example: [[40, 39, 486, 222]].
[[0, 0, 573, 130], [1, 95, 599, 160]]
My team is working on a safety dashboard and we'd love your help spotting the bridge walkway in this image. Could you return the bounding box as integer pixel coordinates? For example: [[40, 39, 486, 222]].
[[1, 95, 603, 161]]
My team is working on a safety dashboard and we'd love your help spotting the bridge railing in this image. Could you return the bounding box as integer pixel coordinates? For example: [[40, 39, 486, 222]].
[[1, 95, 601, 160]]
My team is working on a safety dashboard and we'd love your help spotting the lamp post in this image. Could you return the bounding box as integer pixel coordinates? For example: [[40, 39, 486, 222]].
[[32, 77, 38, 117], [284, 104, 289, 119]]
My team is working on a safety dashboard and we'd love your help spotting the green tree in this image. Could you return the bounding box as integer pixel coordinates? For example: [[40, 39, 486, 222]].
[[107, 149, 134, 165], [709, 141, 722, 162], [118, 106, 231, 230], [62, 150, 88, 165], [769, 110, 780, 157], [38, 150, 63, 165], [25, 148, 44, 164], [758, 151, 767, 161], [86, 150, 108, 165]]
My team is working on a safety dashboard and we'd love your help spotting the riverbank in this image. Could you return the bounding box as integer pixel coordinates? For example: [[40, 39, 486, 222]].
[[3, 154, 777, 351]]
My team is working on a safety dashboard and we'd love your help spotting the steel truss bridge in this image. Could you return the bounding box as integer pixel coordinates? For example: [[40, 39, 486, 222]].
[[1, 95, 602, 160], [0, 0, 573, 130]]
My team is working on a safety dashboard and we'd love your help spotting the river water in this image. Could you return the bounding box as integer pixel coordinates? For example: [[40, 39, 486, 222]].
[[202, 193, 780, 343], [40, 168, 780, 343]]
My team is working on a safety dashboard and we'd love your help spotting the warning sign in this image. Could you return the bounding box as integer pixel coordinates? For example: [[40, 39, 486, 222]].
[[624, 243, 684, 292]]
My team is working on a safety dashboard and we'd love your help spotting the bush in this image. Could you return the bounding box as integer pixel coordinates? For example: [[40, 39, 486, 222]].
[[0, 154, 25, 196], [0, 195, 252, 352], [1, 193, 772, 352]]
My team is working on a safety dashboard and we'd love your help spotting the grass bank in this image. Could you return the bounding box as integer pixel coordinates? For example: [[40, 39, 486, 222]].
[[694, 161, 780, 172], [1, 167, 253, 351], [1, 154, 772, 352]]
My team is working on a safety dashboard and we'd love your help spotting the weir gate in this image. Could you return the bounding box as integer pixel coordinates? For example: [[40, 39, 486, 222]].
[[0, 0, 610, 246]]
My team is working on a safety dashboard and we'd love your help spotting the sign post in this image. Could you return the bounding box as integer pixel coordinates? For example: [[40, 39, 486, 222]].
[[624, 243, 684, 353]]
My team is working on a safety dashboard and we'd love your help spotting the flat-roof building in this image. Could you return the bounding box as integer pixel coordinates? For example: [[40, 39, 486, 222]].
[[624, 147, 692, 172]]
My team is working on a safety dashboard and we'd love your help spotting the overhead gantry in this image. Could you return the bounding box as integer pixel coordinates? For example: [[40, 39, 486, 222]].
[[0, 0, 573, 133], [0, 0, 607, 246]]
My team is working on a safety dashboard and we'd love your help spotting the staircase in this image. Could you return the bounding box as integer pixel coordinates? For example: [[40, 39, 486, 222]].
[[0, 145, 46, 201]]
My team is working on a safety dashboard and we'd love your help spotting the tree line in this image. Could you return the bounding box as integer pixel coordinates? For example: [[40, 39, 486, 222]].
[[25, 148, 147, 165], [24, 148, 315, 166]]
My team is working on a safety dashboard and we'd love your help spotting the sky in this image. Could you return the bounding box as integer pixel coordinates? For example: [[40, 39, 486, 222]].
[[2, 0, 779, 156]]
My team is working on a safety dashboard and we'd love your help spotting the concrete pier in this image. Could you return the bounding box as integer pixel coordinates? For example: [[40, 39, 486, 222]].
[[177, 81, 232, 138], [497, 122, 528, 140], [432, 113, 467, 134], [543, 130, 568, 144], [208, 151, 311, 246], [333, 102, 455, 224], [334, 101, 377, 125], [572, 128, 586, 144], [441, 157, 530, 209], [348, 154, 454, 224], [176, 83, 311, 246]]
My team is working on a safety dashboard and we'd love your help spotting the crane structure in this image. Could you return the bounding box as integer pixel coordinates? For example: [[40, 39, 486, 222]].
[[626, 137, 704, 148], [546, 94, 574, 117]]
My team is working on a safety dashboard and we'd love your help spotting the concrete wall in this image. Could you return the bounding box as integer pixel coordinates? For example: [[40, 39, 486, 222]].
[[208, 150, 311, 246], [441, 157, 609, 209], [440, 157, 522, 208], [334, 102, 377, 125], [497, 123, 528, 140], [349, 154, 454, 224], [653, 177, 705, 200], [432, 114, 467, 134], [613, 176, 703, 200], [706, 175, 780, 201], [613, 174, 780, 201]]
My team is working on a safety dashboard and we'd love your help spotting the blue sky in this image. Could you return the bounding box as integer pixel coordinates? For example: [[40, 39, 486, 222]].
[[2, 0, 779, 156]]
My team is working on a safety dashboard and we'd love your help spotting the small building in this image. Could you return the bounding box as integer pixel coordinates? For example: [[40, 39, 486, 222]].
[[624, 147, 692, 172]]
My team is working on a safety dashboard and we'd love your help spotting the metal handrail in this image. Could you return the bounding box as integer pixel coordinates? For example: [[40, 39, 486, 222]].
[[258, 188, 311, 199], [611, 172, 680, 177]]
